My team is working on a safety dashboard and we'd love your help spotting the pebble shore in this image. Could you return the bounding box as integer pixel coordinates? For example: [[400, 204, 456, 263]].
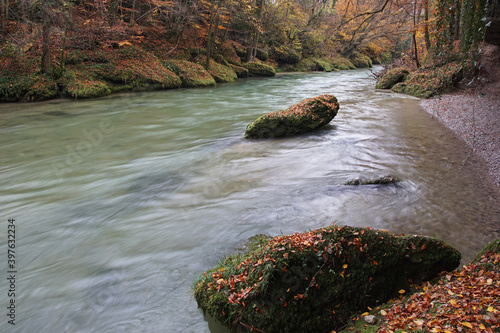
[[420, 93, 500, 189]]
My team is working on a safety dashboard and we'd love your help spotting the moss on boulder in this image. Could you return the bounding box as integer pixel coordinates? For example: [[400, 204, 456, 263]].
[[242, 60, 277, 77], [375, 68, 410, 89], [208, 59, 238, 83], [329, 54, 356, 70], [391, 62, 463, 98], [350, 52, 373, 68], [272, 46, 301, 64], [96, 45, 181, 89], [194, 225, 461, 333], [228, 64, 249, 78], [164, 60, 216, 87], [244, 94, 339, 139]]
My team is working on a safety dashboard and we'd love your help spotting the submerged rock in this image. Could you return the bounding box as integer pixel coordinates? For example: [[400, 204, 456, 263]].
[[193, 225, 461, 333], [343, 175, 402, 185], [245, 94, 339, 139]]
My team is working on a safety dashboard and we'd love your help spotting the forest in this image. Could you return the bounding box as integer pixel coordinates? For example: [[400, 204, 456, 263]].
[[0, 0, 493, 102]]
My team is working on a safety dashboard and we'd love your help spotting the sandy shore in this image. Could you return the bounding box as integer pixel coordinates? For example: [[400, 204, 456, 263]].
[[420, 93, 500, 189]]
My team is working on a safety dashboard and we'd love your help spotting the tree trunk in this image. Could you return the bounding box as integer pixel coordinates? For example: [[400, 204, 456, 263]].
[[454, 0, 461, 41], [424, 0, 431, 52], [1, 0, 8, 33], [205, 2, 218, 69], [246, 0, 264, 62], [413, 0, 420, 68], [108, 0, 118, 27], [41, 1, 52, 73]]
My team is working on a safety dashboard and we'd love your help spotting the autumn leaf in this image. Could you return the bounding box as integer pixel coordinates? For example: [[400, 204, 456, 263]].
[[461, 321, 473, 329]]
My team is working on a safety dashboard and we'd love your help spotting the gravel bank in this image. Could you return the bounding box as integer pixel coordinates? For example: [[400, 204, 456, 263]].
[[420, 93, 500, 189]]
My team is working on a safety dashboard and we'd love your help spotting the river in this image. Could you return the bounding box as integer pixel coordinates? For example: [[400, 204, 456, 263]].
[[1, 68, 499, 332]]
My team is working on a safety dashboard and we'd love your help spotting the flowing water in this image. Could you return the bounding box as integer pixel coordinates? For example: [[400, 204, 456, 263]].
[[1, 69, 499, 333]]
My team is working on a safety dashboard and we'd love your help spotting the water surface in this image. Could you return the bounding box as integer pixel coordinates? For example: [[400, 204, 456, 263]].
[[1, 69, 499, 332]]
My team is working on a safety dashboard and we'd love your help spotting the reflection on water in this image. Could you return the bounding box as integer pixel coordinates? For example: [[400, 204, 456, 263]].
[[1, 69, 499, 332]]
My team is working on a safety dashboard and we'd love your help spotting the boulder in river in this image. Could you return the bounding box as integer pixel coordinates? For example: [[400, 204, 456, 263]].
[[375, 68, 410, 89], [193, 225, 461, 333], [242, 60, 276, 77], [244, 94, 339, 139]]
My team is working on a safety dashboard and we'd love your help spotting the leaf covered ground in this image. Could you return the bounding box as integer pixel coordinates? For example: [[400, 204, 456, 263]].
[[342, 241, 500, 333]]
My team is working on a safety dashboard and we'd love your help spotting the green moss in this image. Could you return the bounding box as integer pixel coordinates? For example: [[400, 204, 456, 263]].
[[350, 52, 373, 68], [472, 239, 500, 267], [194, 225, 461, 333], [329, 54, 356, 70], [95, 45, 181, 89], [228, 63, 249, 78], [242, 60, 276, 77], [208, 59, 237, 83], [272, 46, 301, 64], [375, 68, 410, 89], [0, 71, 58, 102], [245, 94, 339, 139], [164, 60, 216, 87], [391, 62, 463, 98]]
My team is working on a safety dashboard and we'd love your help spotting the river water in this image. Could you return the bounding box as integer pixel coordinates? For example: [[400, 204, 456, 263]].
[[1, 69, 499, 332]]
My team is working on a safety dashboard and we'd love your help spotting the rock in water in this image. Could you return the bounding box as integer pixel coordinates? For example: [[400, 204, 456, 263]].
[[193, 225, 461, 333], [244, 94, 340, 139]]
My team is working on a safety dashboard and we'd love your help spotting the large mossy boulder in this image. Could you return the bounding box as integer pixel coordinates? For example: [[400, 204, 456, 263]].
[[164, 60, 216, 87], [375, 68, 410, 89], [194, 225, 461, 333], [96, 46, 181, 89], [244, 94, 339, 139], [208, 59, 237, 83], [391, 62, 463, 98], [242, 60, 276, 77]]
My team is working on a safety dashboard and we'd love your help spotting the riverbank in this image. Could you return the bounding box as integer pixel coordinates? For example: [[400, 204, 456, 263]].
[[421, 93, 500, 189], [420, 44, 500, 190]]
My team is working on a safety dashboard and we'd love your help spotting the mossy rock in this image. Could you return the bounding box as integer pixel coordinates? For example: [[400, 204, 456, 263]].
[[391, 62, 463, 98], [242, 60, 276, 77], [472, 239, 500, 267], [228, 63, 249, 78], [350, 52, 373, 68], [313, 58, 334, 72], [193, 225, 461, 333], [0, 72, 59, 102], [343, 175, 402, 185], [375, 68, 410, 89], [272, 46, 301, 64], [165, 60, 216, 87], [63, 77, 111, 99], [255, 49, 269, 61], [95, 45, 181, 89], [208, 59, 237, 83], [329, 54, 356, 70], [24, 74, 59, 101], [244, 94, 339, 139]]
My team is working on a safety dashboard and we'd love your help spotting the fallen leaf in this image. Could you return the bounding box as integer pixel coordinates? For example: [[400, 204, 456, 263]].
[[461, 322, 473, 329]]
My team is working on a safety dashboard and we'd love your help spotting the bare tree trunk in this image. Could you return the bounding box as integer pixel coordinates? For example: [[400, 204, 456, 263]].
[[246, 0, 264, 62], [1, 0, 8, 33], [41, 0, 52, 73], [413, 0, 420, 68]]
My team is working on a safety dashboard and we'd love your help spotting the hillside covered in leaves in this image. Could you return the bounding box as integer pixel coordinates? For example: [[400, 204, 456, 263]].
[[0, 0, 494, 102]]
